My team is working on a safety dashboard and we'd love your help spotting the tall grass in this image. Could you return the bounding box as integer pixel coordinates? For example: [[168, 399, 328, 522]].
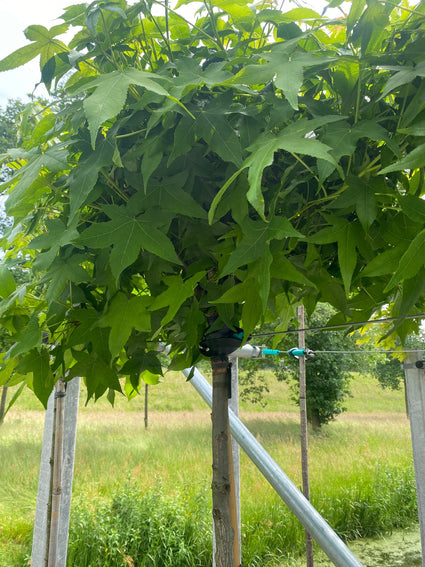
[[67, 480, 213, 567], [0, 371, 418, 566]]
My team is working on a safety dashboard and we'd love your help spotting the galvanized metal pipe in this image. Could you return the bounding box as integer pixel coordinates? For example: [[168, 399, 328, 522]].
[[185, 366, 364, 567]]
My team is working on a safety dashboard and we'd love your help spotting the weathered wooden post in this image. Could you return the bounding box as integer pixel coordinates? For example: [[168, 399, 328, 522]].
[[298, 305, 314, 567], [32, 377, 80, 567], [403, 352, 425, 567], [144, 384, 149, 429]]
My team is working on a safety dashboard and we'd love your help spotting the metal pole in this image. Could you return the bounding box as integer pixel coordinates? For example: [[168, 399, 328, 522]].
[[185, 367, 364, 567], [298, 306, 314, 567], [404, 352, 425, 567]]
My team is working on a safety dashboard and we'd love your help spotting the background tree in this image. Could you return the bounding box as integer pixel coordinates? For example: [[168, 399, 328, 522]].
[[239, 304, 356, 428], [1, 0, 425, 562]]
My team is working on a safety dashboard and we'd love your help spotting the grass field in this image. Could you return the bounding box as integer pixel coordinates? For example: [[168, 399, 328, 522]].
[[0, 369, 419, 566]]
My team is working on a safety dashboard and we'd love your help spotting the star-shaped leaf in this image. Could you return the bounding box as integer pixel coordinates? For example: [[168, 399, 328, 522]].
[[77, 204, 181, 279], [97, 292, 151, 358]]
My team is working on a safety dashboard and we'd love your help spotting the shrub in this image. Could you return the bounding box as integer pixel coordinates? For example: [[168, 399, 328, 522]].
[[67, 480, 213, 567]]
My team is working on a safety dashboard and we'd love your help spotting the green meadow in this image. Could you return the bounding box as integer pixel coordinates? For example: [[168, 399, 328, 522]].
[[0, 370, 420, 566]]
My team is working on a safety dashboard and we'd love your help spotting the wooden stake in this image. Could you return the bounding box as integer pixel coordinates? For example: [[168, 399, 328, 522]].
[[298, 305, 314, 567], [144, 383, 149, 429], [211, 356, 235, 567], [404, 353, 425, 567], [47, 378, 66, 566]]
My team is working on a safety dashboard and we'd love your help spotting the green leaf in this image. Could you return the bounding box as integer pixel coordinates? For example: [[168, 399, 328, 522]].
[[241, 280, 263, 341], [361, 245, 406, 277], [0, 383, 26, 421], [69, 136, 114, 220], [39, 254, 89, 304], [347, 0, 366, 33], [271, 254, 316, 287], [0, 43, 43, 72], [221, 216, 303, 277], [97, 292, 151, 358], [250, 248, 273, 311], [208, 169, 245, 225], [338, 224, 357, 295], [83, 73, 130, 149], [380, 144, 425, 175], [5, 147, 69, 216], [77, 204, 181, 279], [397, 268, 425, 322], [68, 351, 122, 396], [31, 348, 55, 409], [196, 112, 243, 168], [140, 136, 164, 191], [0, 267, 16, 298], [385, 228, 425, 290], [244, 128, 337, 218], [150, 272, 205, 326], [130, 176, 206, 219], [381, 61, 425, 99], [29, 218, 80, 271], [141, 369, 161, 385], [399, 195, 425, 223], [309, 216, 348, 244], [79, 69, 170, 148], [8, 317, 42, 358], [168, 114, 197, 165], [0, 357, 18, 387], [344, 177, 378, 230]]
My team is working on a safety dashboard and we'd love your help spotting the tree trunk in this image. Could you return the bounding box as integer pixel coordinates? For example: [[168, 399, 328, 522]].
[[0, 386, 7, 423], [211, 356, 235, 567]]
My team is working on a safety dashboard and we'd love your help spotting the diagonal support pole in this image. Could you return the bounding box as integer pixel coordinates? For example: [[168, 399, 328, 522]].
[[185, 366, 364, 567]]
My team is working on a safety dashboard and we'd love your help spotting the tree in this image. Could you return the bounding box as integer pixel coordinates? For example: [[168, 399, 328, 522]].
[[0, 98, 44, 421], [239, 304, 356, 428], [1, 0, 425, 563], [277, 305, 354, 429]]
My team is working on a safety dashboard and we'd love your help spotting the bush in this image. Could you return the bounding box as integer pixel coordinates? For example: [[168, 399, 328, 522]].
[[65, 463, 418, 567], [67, 480, 213, 567]]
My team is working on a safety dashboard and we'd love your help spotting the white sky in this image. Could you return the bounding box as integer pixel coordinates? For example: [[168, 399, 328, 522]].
[[0, 0, 338, 108], [0, 0, 74, 107]]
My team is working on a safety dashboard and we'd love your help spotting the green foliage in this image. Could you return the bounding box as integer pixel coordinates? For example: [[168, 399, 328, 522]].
[[372, 331, 425, 390], [1, 1, 425, 404], [240, 304, 356, 427], [67, 480, 213, 567], [52, 464, 419, 566]]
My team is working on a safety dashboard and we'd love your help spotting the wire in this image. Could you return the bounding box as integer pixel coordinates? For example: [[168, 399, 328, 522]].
[[313, 349, 423, 354], [259, 348, 423, 356], [251, 313, 425, 337]]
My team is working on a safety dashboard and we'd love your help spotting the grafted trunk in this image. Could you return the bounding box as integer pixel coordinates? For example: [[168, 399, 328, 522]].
[[211, 356, 235, 567]]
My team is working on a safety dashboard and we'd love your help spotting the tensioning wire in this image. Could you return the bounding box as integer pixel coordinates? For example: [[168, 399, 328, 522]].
[[259, 348, 423, 356], [251, 313, 425, 338], [313, 349, 423, 354]]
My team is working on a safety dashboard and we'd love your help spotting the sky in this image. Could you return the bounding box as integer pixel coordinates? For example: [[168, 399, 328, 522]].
[[0, 0, 337, 108], [0, 0, 74, 107]]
